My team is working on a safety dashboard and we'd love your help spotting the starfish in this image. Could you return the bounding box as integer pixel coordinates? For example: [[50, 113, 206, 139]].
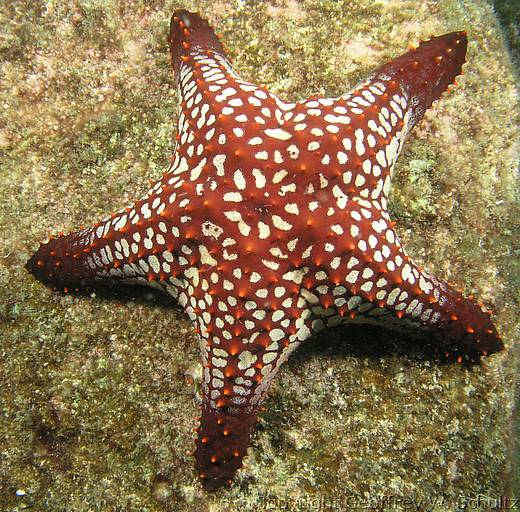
[[26, 9, 503, 491]]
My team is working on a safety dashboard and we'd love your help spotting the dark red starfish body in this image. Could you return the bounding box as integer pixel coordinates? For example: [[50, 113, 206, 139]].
[[26, 10, 503, 491]]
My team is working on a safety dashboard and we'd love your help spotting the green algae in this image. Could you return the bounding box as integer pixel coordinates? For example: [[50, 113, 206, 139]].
[[1, 0, 519, 511], [493, 0, 520, 78]]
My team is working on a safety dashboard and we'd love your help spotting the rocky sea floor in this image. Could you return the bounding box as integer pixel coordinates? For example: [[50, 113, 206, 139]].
[[1, 0, 519, 510]]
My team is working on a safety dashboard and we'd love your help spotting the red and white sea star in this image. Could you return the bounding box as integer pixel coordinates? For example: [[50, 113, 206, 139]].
[[26, 9, 503, 491]]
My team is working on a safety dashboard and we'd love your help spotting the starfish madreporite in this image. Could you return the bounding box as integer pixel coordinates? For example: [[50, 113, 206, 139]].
[[26, 9, 503, 491]]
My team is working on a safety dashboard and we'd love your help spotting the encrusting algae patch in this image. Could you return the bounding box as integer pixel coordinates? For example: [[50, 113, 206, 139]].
[[1, 0, 519, 510]]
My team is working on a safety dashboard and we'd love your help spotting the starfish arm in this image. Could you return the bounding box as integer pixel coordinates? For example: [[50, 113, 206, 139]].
[[194, 324, 307, 491], [370, 31, 467, 130], [190, 257, 311, 490], [25, 155, 193, 292], [193, 320, 307, 490], [290, 85, 411, 209], [305, 199, 502, 355], [194, 331, 300, 491], [170, 10, 253, 125], [170, 10, 270, 122], [169, 10, 297, 177], [289, 32, 467, 207], [195, 342, 283, 492]]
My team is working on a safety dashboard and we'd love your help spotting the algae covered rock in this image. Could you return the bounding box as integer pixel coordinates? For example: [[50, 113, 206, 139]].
[[1, 0, 518, 510]]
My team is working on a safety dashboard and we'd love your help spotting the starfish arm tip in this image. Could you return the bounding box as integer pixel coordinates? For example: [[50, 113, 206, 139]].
[[25, 231, 92, 290], [169, 9, 227, 76], [194, 403, 258, 491], [374, 31, 467, 128]]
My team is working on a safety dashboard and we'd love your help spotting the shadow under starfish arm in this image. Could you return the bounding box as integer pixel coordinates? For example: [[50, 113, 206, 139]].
[[25, 9, 503, 492]]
